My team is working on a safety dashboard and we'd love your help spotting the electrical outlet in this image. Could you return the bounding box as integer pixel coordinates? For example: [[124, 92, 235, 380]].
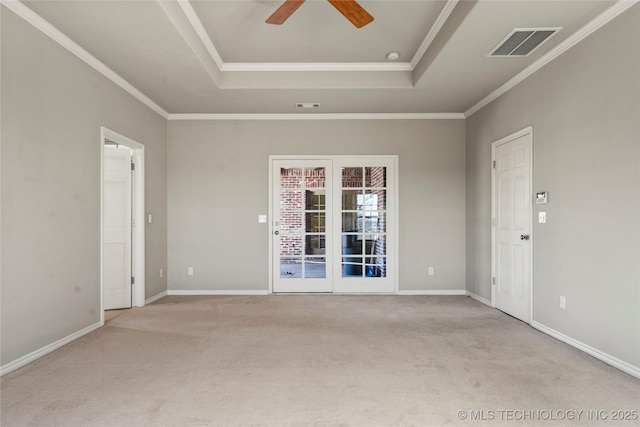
[[560, 296, 566, 309], [187, 267, 194, 276], [160, 268, 164, 278], [428, 267, 434, 276]]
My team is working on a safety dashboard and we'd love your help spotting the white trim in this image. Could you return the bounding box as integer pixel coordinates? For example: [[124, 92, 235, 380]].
[[167, 290, 270, 296], [145, 291, 168, 305], [531, 321, 640, 379], [465, 0, 639, 117], [466, 291, 492, 307], [0, 322, 102, 377], [101, 127, 146, 311], [268, 158, 274, 295], [397, 290, 466, 296], [177, 0, 224, 69], [2, 0, 169, 119], [222, 62, 412, 72], [491, 126, 533, 323], [410, 0, 459, 69], [168, 113, 465, 121], [393, 155, 400, 295]]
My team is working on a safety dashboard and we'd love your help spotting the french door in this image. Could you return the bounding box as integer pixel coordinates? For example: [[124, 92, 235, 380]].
[[272, 157, 396, 293]]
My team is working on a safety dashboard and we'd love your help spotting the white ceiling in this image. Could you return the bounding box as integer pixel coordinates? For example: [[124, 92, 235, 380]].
[[13, 0, 628, 116]]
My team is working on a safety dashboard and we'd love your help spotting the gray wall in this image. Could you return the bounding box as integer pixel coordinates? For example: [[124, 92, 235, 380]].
[[466, 6, 640, 368], [1, 8, 167, 365], [167, 120, 465, 292]]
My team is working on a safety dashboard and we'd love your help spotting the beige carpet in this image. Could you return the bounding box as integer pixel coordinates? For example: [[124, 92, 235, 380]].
[[1, 296, 639, 426]]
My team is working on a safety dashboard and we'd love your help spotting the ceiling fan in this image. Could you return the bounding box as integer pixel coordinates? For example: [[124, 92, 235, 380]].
[[266, 0, 374, 28]]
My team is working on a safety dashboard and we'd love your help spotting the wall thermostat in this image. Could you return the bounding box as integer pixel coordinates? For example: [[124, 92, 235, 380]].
[[536, 191, 548, 204]]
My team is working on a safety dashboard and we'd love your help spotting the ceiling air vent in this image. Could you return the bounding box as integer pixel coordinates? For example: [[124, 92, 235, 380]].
[[296, 103, 320, 109], [489, 28, 561, 57]]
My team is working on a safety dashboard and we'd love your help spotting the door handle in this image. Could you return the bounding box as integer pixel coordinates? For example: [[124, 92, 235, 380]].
[[274, 231, 279, 235], [520, 234, 530, 240]]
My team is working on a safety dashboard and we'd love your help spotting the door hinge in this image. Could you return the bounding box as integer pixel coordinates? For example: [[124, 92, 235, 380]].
[[131, 162, 135, 171], [492, 276, 496, 285], [131, 276, 135, 285], [492, 160, 496, 169], [131, 219, 135, 228]]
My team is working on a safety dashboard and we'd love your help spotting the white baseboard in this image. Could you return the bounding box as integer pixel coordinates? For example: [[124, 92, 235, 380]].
[[531, 321, 640, 379], [167, 290, 270, 296], [397, 290, 466, 296], [145, 290, 168, 304], [466, 291, 492, 307], [0, 321, 102, 377]]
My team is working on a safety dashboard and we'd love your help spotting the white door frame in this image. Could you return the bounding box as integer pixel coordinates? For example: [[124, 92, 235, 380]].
[[268, 155, 399, 294], [490, 126, 533, 323], [100, 127, 145, 324]]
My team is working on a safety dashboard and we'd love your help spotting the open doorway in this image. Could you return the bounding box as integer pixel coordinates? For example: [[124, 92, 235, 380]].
[[100, 127, 145, 324]]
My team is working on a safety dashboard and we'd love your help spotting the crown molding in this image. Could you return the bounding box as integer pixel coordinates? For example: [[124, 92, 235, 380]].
[[410, 0, 459, 69], [168, 113, 465, 121], [221, 62, 413, 72], [1, 0, 169, 119], [464, 0, 639, 117], [177, 0, 224, 69]]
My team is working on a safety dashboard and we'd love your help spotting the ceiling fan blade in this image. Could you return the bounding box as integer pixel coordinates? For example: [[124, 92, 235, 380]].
[[327, 0, 374, 28], [266, 0, 306, 25]]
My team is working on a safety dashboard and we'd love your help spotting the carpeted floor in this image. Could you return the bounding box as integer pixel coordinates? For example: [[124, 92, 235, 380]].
[[1, 295, 639, 426]]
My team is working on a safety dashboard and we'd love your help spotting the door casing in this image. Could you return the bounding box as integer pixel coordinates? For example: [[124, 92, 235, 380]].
[[491, 126, 533, 323], [100, 127, 145, 323], [269, 155, 399, 294]]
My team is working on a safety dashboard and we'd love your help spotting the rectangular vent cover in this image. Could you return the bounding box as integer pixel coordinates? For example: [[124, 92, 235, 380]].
[[489, 28, 561, 57], [296, 103, 320, 109]]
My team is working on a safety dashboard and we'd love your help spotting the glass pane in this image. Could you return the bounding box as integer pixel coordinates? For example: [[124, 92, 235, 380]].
[[342, 235, 362, 255], [306, 212, 325, 232], [304, 168, 326, 189], [305, 235, 325, 255], [365, 167, 387, 188], [342, 212, 359, 232], [280, 168, 303, 188], [280, 212, 303, 234], [280, 235, 302, 257], [368, 235, 386, 256], [304, 257, 326, 278], [280, 258, 302, 278], [364, 190, 386, 211], [363, 212, 385, 233], [305, 190, 325, 210], [342, 190, 361, 210], [342, 167, 363, 188], [342, 257, 363, 277], [364, 257, 386, 278], [280, 190, 303, 211]]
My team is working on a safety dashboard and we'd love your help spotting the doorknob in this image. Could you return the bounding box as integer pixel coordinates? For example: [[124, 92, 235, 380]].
[[520, 234, 530, 240], [274, 230, 279, 235]]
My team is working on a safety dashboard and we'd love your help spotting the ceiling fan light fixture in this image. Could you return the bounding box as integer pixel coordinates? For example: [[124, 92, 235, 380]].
[[386, 52, 400, 61]]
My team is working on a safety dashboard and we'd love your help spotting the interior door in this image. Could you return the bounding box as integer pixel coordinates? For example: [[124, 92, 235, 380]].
[[273, 160, 333, 292], [103, 145, 133, 309], [493, 131, 531, 322]]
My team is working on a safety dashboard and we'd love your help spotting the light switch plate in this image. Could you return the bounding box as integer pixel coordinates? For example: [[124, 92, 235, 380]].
[[539, 212, 546, 223], [258, 215, 267, 223]]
